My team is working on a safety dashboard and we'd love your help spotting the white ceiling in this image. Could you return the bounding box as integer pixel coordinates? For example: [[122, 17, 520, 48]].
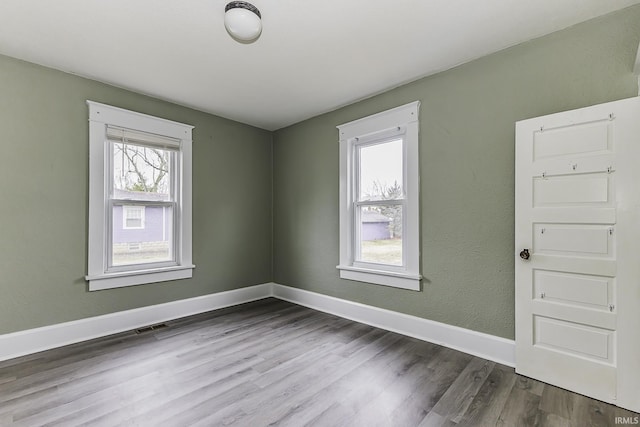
[[1, 0, 639, 130]]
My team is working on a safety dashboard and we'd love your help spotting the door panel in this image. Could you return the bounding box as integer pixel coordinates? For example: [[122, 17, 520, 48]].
[[522, 346, 617, 403], [516, 96, 640, 411], [534, 316, 614, 362], [533, 121, 611, 159], [533, 174, 612, 206], [532, 301, 616, 331], [533, 224, 612, 257], [533, 270, 612, 309]]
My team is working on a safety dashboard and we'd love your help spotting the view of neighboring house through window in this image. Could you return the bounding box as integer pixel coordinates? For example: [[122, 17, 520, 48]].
[[110, 135, 176, 267], [122, 205, 145, 229], [357, 137, 403, 266], [86, 101, 194, 291], [337, 101, 421, 291]]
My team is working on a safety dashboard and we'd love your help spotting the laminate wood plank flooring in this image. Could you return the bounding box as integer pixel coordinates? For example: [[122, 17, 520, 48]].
[[0, 298, 638, 427]]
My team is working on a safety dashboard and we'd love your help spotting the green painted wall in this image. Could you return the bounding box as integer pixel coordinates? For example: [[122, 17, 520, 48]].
[[0, 54, 273, 335], [1, 6, 639, 340], [272, 6, 640, 339]]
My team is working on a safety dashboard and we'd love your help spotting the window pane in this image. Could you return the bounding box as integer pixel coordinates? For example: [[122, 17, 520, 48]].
[[123, 206, 144, 229], [113, 143, 172, 201], [358, 138, 403, 201], [126, 218, 141, 228], [358, 205, 402, 266], [112, 205, 173, 266]]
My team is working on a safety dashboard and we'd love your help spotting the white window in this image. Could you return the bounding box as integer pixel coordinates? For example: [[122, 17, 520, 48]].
[[337, 101, 421, 290], [122, 205, 145, 229], [86, 101, 194, 291]]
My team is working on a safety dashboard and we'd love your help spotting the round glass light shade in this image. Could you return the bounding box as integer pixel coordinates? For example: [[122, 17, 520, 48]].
[[224, 2, 262, 42]]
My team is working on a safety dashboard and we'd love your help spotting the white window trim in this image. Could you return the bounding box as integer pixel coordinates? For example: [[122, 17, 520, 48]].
[[337, 101, 421, 291], [86, 101, 194, 291], [122, 205, 146, 230]]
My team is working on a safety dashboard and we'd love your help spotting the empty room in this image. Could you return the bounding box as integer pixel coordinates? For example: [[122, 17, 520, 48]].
[[2, 1, 640, 426]]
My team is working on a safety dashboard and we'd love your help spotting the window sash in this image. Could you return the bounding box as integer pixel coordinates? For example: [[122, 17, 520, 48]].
[[354, 135, 406, 202], [353, 199, 406, 269], [352, 134, 407, 269], [106, 201, 178, 272], [106, 140, 180, 272], [109, 141, 178, 202]]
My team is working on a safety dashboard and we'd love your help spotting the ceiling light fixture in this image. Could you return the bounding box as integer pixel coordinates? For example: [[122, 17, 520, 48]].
[[224, 1, 262, 42]]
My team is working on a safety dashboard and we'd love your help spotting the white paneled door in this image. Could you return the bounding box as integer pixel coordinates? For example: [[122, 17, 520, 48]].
[[515, 96, 640, 412]]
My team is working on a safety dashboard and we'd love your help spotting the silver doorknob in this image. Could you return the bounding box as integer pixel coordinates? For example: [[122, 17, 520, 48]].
[[519, 249, 530, 260]]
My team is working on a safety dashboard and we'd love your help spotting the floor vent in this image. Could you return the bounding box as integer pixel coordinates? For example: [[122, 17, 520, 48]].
[[135, 323, 168, 334]]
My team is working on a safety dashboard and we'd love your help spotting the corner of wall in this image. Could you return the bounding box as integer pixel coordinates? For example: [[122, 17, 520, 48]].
[[269, 132, 275, 281], [634, 41, 640, 95]]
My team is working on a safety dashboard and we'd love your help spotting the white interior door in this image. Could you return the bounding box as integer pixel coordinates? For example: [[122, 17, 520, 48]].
[[515, 96, 640, 412]]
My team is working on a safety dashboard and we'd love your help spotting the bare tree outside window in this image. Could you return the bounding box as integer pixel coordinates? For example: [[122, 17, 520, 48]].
[[111, 142, 173, 265], [114, 143, 170, 196], [367, 180, 403, 238], [360, 179, 403, 265]]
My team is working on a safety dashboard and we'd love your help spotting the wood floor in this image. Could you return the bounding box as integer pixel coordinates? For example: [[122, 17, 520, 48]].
[[0, 298, 637, 427]]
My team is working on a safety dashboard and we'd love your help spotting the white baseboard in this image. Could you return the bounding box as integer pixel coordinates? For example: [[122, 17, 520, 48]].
[[0, 282, 515, 367], [0, 283, 272, 362], [271, 284, 516, 367]]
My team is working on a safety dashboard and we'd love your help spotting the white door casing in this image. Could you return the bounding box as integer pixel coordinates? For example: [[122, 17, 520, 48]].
[[515, 96, 640, 412]]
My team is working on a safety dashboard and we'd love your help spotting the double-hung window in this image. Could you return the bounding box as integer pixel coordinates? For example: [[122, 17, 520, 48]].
[[337, 101, 421, 290], [86, 101, 194, 291]]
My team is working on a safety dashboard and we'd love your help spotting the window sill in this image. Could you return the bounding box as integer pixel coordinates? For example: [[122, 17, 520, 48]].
[[86, 264, 195, 291], [336, 265, 421, 291]]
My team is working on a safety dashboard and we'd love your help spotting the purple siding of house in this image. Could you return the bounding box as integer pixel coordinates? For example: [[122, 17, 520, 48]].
[[361, 211, 392, 241], [113, 205, 171, 243], [362, 222, 392, 241]]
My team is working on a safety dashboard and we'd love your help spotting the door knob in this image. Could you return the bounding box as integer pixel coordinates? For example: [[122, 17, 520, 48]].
[[519, 249, 530, 260]]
